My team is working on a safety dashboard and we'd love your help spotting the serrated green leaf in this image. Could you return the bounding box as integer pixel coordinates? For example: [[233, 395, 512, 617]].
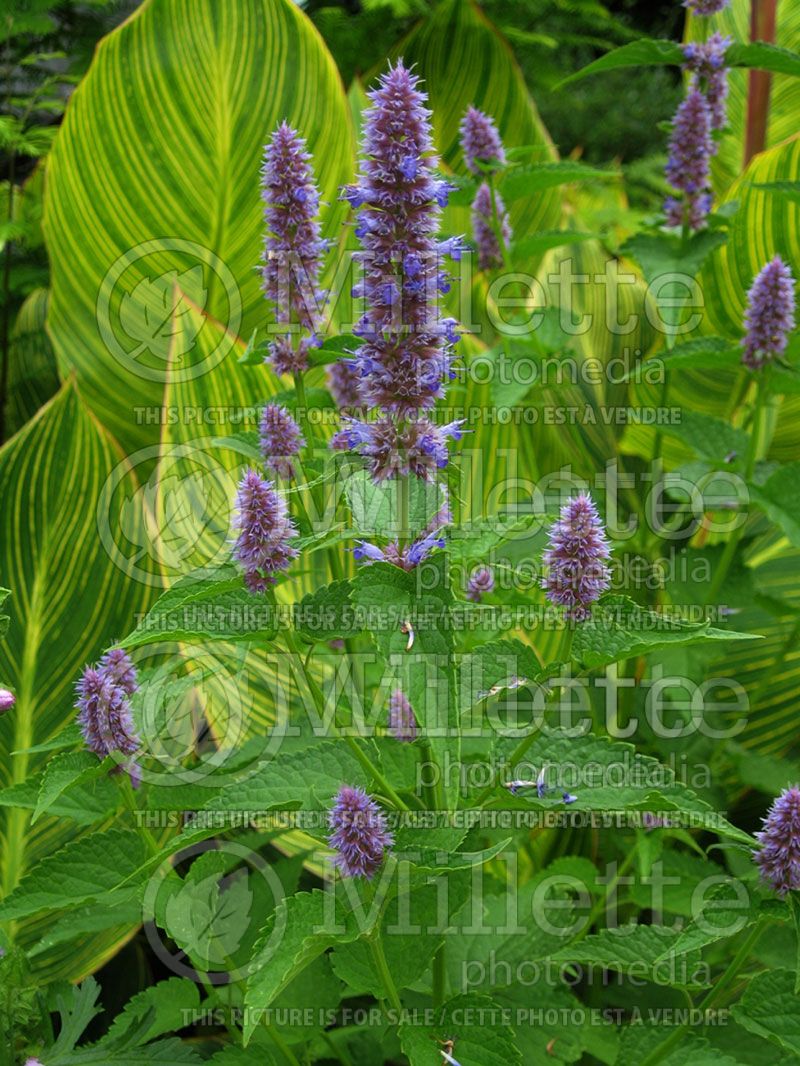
[[732, 969, 800, 1055], [550, 925, 710, 988], [572, 595, 760, 671], [399, 993, 522, 1066], [555, 37, 685, 89], [31, 751, 106, 824]]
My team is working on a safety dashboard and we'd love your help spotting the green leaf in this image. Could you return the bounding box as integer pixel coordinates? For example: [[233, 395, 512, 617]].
[[244, 890, 361, 1043], [500, 161, 617, 203], [44, 0, 353, 455], [101, 978, 200, 1047], [120, 567, 279, 648], [510, 229, 597, 263], [727, 42, 800, 79], [663, 881, 785, 959], [295, 580, 361, 643], [48, 978, 104, 1055], [628, 337, 743, 380], [32, 751, 106, 824], [457, 638, 544, 711], [0, 383, 151, 979], [550, 925, 709, 989], [554, 37, 685, 88], [0, 828, 151, 922], [6, 287, 59, 437], [750, 461, 800, 547], [572, 595, 760, 670], [733, 969, 800, 1055], [623, 230, 728, 335], [659, 409, 750, 463], [399, 993, 522, 1066]]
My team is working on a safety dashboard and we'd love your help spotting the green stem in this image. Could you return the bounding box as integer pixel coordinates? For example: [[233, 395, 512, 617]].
[[571, 839, 639, 946], [419, 737, 443, 813], [368, 929, 403, 1014], [432, 943, 447, 1008], [640, 919, 767, 1066], [707, 375, 768, 604], [344, 734, 410, 812], [265, 1024, 302, 1066]]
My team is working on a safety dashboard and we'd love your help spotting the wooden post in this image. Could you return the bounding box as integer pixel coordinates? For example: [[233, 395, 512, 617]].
[[744, 0, 778, 167]]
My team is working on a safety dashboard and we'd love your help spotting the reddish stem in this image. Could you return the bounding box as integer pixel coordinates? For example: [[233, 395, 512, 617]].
[[744, 0, 778, 167]]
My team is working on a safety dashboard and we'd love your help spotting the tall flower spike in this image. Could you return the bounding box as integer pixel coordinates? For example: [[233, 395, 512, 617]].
[[466, 565, 495, 603], [76, 656, 140, 785], [542, 493, 612, 621], [684, 0, 730, 14], [754, 786, 800, 896], [664, 89, 714, 231], [259, 403, 305, 480], [328, 785, 394, 878], [388, 689, 417, 742], [261, 122, 327, 377], [742, 256, 797, 370], [683, 33, 732, 132], [460, 106, 507, 175], [471, 182, 511, 272], [334, 61, 461, 482], [232, 469, 298, 593]]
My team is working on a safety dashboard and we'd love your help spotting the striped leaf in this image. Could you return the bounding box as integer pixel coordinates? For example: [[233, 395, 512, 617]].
[[0, 383, 151, 980], [43, 0, 353, 456], [6, 288, 60, 438]]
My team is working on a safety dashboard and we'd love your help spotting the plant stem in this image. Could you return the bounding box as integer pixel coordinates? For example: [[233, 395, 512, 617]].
[[431, 943, 447, 1008], [707, 375, 768, 604], [266, 1024, 302, 1066], [640, 918, 767, 1066], [571, 839, 639, 945], [368, 929, 403, 1014]]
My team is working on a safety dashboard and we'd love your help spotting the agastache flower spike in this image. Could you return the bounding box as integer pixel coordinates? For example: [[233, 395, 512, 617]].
[[460, 106, 507, 175], [259, 403, 305, 480], [460, 108, 512, 272], [261, 122, 327, 376], [232, 469, 298, 593], [683, 33, 732, 132], [328, 785, 394, 878], [76, 650, 140, 785], [542, 493, 612, 621], [388, 689, 417, 742], [471, 182, 511, 272], [664, 89, 714, 231], [684, 0, 730, 14], [334, 61, 461, 482], [754, 786, 800, 896], [466, 565, 495, 603], [742, 256, 797, 370]]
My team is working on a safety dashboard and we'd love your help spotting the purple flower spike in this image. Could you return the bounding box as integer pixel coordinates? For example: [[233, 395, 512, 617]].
[[684, 0, 730, 14], [683, 33, 732, 132], [76, 656, 140, 786], [327, 359, 364, 410], [754, 786, 800, 896], [542, 493, 612, 622], [261, 122, 326, 377], [471, 182, 512, 271], [328, 785, 394, 879], [664, 89, 714, 231], [466, 566, 495, 603], [99, 647, 137, 696], [259, 403, 305, 480], [388, 689, 417, 742], [742, 256, 797, 370], [460, 106, 507, 176], [0, 689, 15, 713], [232, 469, 298, 593], [338, 59, 459, 447]]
